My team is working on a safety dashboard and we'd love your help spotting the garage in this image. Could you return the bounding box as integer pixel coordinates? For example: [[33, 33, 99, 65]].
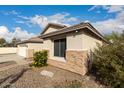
[[17, 37, 43, 58], [17, 44, 27, 58]]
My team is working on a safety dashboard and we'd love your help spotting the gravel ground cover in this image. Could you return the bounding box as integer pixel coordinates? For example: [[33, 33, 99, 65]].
[[0, 61, 16, 68], [0, 65, 104, 88], [0, 65, 29, 82]]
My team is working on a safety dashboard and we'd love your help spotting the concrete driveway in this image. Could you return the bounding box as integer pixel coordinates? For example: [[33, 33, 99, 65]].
[[0, 54, 29, 65]]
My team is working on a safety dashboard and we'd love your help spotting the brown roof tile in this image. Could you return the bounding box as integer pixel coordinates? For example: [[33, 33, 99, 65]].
[[17, 36, 43, 44]]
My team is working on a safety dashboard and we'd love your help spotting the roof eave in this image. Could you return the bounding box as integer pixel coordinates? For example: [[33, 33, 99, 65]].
[[17, 41, 43, 45]]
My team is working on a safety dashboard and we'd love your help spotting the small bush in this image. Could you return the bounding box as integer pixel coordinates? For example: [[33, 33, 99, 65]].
[[91, 39, 124, 87], [31, 50, 48, 67]]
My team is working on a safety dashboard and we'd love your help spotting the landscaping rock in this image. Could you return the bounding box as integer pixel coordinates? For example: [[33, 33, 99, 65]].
[[0, 65, 29, 88], [40, 70, 54, 78], [0, 65, 104, 88], [0, 61, 16, 68]]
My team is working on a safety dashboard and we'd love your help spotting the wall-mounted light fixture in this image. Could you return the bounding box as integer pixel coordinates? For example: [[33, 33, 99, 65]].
[[75, 30, 78, 33]]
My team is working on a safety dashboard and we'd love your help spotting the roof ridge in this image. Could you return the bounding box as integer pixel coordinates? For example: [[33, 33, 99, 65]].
[[41, 23, 67, 35]]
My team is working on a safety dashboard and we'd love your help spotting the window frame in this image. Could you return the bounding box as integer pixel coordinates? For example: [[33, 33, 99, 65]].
[[54, 38, 66, 58]]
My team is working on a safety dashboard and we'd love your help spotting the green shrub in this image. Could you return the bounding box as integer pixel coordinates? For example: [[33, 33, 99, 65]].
[[31, 50, 48, 67], [91, 40, 124, 87]]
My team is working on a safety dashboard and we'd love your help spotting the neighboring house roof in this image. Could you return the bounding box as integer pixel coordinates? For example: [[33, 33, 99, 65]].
[[41, 23, 67, 34], [17, 36, 43, 44], [40, 22, 109, 43]]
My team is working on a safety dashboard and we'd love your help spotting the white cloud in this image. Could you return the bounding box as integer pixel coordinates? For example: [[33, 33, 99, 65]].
[[0, 26, 12, 41], [15, 20, 25, 24], [93, 19, 120, 34], [30, 13, 79, 28], [88, 5, 124, 13], [0, 26, 35, 42], [15, 19, 32, 28], [93, 11, 124, 34], [0, 26, 9, 36], [107, 5, 124, 13], [88, 6, 99, 11], [30, 15, 47, 28], [88, 5, 124, 34], [88, 5, 108, 12], [10, 10, 19, 15], [17, 15, 31, 20], [1, 10, 19, 15], [13, 27, 35, 41], [13, 12, 79, 28]]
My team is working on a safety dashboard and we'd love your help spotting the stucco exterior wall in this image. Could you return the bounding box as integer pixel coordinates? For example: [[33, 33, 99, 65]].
[[66, 30, 103, 52], [44, 27, 59, 34], [42, 39, 54, 58], [17, 44, 27, 57], [17, 43, 43, 58], [26, 49, 34, 58], [26, 43, 43, 52], [42, 30, 103, 62], [66, 31, 83, 51], [0, 47, 17, 54], [82, 31, 103, 52]]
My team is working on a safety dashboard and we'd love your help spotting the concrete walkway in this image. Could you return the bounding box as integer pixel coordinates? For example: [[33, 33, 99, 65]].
[[0, 54, 30, 71], [0, 54, 28, 64]]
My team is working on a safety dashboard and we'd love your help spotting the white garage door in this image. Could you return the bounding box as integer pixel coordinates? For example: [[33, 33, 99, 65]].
[[18, 46, 27, 57]]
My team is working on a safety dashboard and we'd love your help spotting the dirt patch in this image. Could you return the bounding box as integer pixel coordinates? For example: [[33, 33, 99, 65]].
[[0, 61, 17, 68]]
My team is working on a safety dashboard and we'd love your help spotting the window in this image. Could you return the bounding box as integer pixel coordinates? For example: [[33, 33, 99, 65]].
[[54, 38, 66, 57]]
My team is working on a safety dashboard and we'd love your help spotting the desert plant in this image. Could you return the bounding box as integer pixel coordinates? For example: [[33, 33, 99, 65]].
[[31, 50, 48, 67], [91, 33, 124, 87]]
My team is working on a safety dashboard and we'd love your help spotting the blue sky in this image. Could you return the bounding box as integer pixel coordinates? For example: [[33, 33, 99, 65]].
[[0, 5, 124, 42]]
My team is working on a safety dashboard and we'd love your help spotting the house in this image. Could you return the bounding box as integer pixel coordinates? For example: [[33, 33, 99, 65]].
[[17, 22, 108, 75], [17, 37, 43, 58]]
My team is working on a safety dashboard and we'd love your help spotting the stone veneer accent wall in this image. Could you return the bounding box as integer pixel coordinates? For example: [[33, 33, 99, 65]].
[[48, 50, 88, 75]]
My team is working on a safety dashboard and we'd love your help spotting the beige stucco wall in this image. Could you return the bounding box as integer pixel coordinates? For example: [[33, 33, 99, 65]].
[[42, 39, 54, 58], [67, 31, 83, 51], [82, 31, 103, 52], [44, 27, 59, 34], [66, 30, 103, 52], [0, 47, 17, 54], [26, 43, 43, 52], [42, 30, 103, 61], [17, 44, 27, 57], [17, 43, 43, 58]]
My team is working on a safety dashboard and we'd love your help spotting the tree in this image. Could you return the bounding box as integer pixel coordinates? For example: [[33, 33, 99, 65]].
[[0, 38, 6, 47], [104, 31, 120, 43], [11, 37, 17, 47], [11, 37, 21, 47]]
